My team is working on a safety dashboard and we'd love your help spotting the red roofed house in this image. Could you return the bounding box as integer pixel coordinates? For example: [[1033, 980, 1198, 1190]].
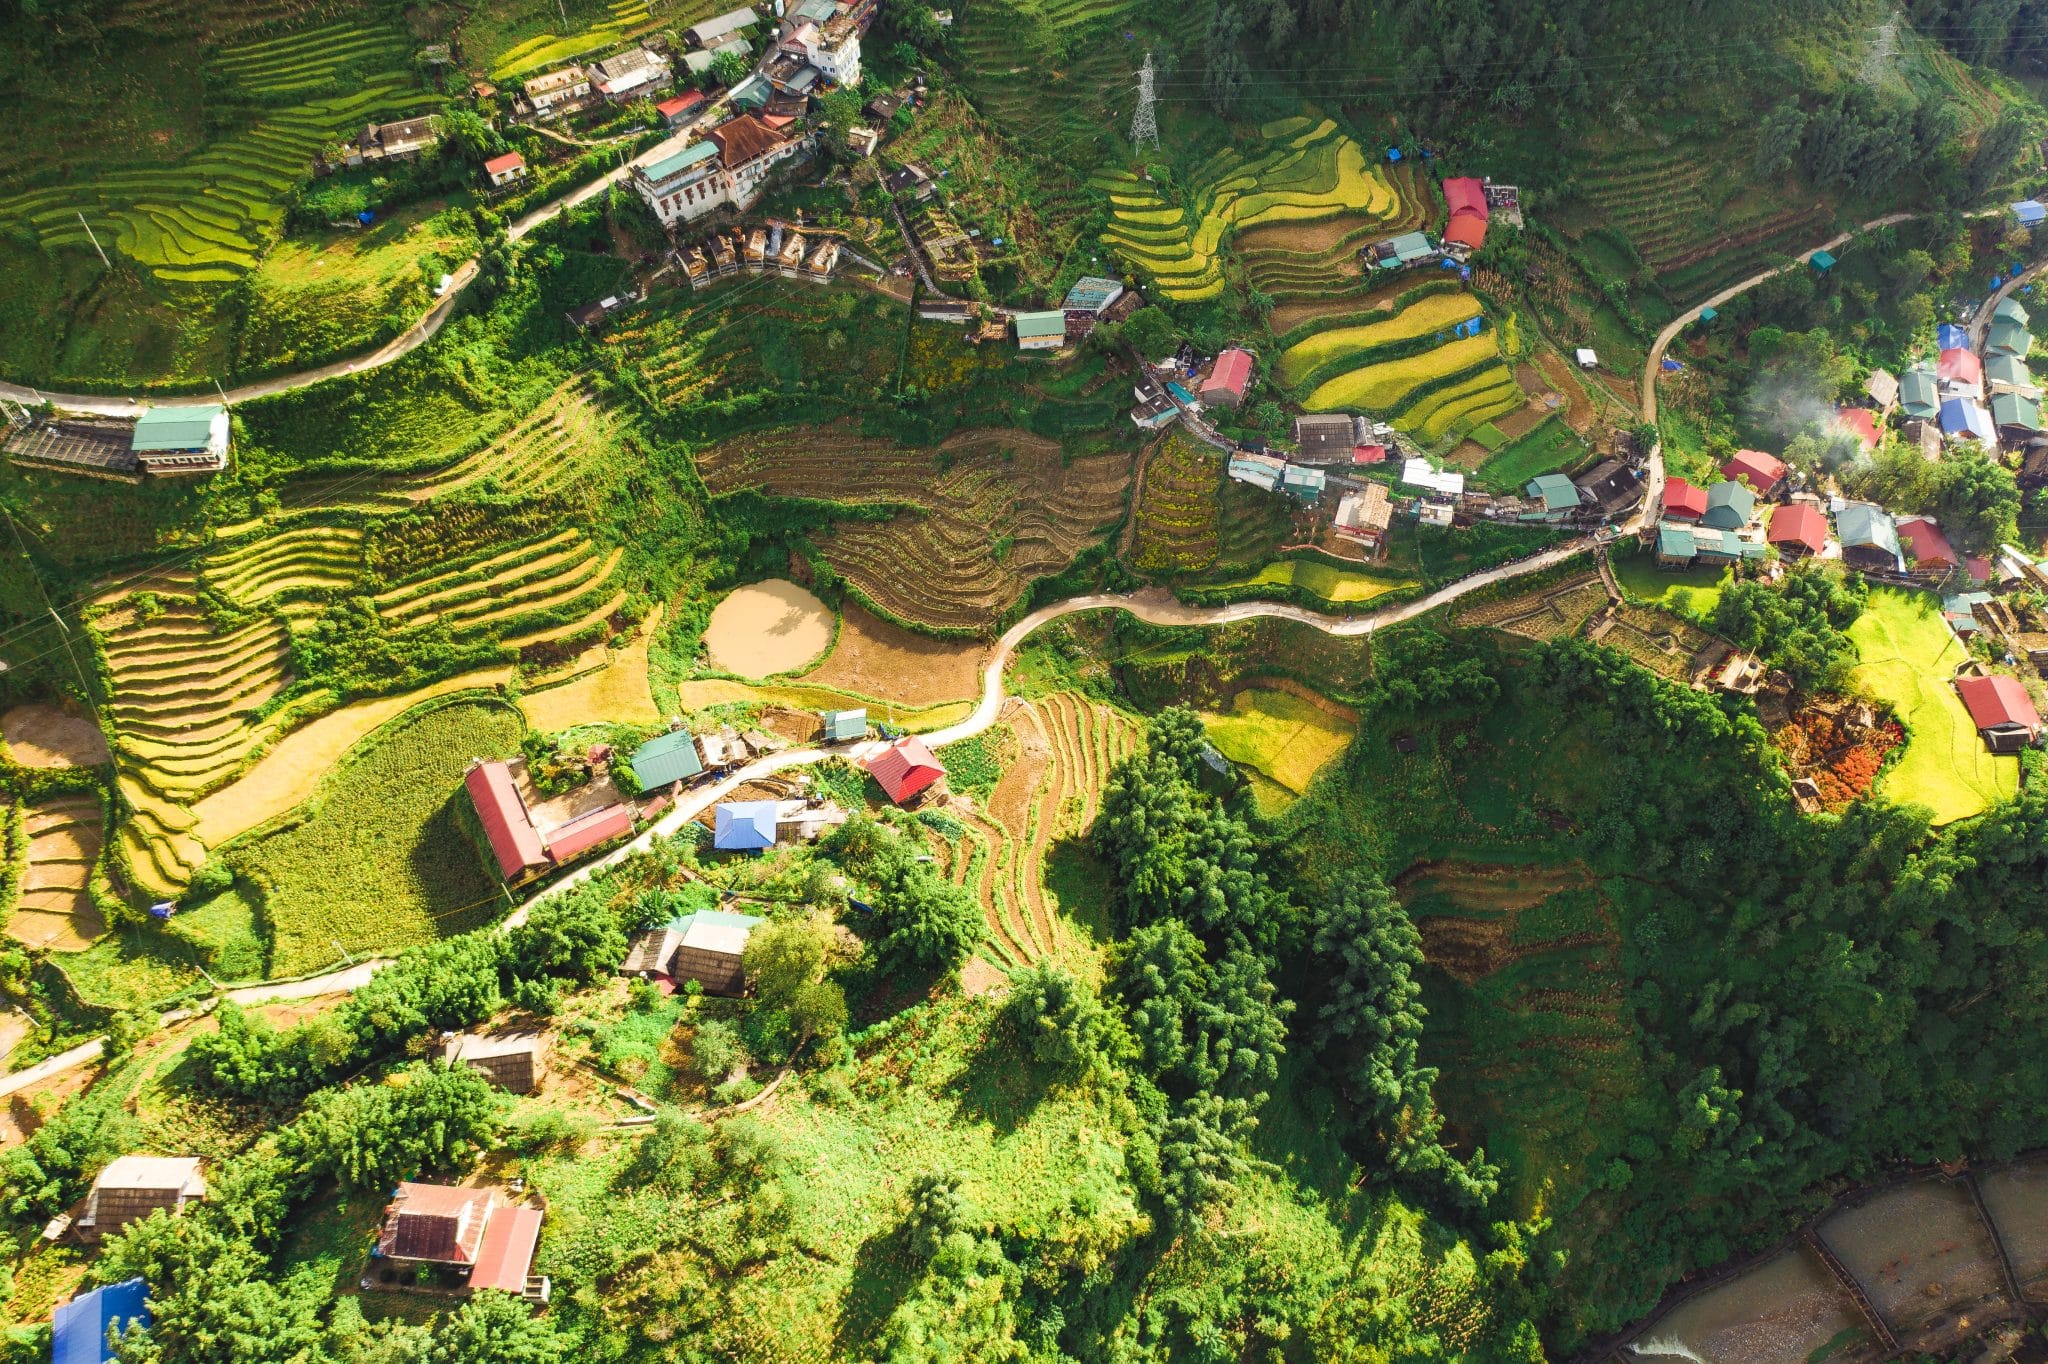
[[1661, 477, 1708, 522], [1440, 177, 1489, 253], [465, 761, 549, 883], [1953, 674, 2042, 753], [1938, 347, 1983, 390], [542, 803, 633, 863], [1200, 348, 1255, 408], [1967, 554, 1992, 585], [1721, 449, 1787, 497], [377, 1182, 549, 1303], [1895, 516, 1958, 572], [483, 152, 527, 188], [657, 91, 707, 126], [1766, 503, 1827, 558], [1833, 407, 1881, 452], [865, 735, 945, 804], [1352, 443, 1387, 465]]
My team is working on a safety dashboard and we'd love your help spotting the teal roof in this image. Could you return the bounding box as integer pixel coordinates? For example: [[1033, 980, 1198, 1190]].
[[1387, 231, 1434, 262], [1996, 296, 2030, 326], [1986, 353, 2034, 389], [631, 729, 704, 789], [1992, 391, 2043, 431], [132, 404, 224, 451], [1014, 310, 1066, 340], [1700, 480, 1756, 530], [820, 708, 866, 741], [1658, 525, 1697, 559], [1899, 365, 1940, 419], [1836, 502, 1903, 568], [642, 138, 718, 183], [1526, 473, 1579, 512], [1988, 318, 2032, 357], [1810, 250, 1836, 270], [729, 75, 771, 109]]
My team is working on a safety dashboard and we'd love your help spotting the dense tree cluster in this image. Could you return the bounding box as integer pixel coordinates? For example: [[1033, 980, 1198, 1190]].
[[1711, 562, 1866, 691], [822, 816, 983, 972]]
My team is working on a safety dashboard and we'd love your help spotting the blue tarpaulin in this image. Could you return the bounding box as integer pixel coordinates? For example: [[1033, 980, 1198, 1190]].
[[356, 210, 374, 225], [1386, 147, 1402, 162], [54, 1278, 149, 1364], [1459, 265, 1472, 280], [1662, 358, 1683, 372], [1938, 322, 1971, 352], [1439, 257, 1457, 269]]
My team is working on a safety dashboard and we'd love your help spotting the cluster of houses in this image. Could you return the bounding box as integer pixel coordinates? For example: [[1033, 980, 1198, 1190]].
[[676, 218, 842, 288], [1132, 340, 1254, 429], [465, 758, 637, 887], [1361, 175, 1517, 273], [2, 401, 232, 481], [630, 111, 809, 228]]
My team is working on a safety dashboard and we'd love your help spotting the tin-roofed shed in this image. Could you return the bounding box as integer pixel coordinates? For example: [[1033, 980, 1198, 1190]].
[[630, 729, 705, 790], [443, 1030, 550, 1094], [820, 709, 867, 742]]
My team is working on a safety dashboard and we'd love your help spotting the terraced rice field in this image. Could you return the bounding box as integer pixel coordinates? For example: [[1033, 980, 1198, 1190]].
[[1237, 159, 1429, 302], [694, 426, 1131, 630], [1278, 291, 1486, 386], [1128, 430, 1221, 574], [491, 0, 656, 79], [954, 0, 1140, 164], [1457, 574, 1612, 640], [88, 571, 298, 894], [929, 693, 1139, 972], [1302, 332, 1503, 415], [374, 527, 626, 637], [1, 24, 436, 283], [9, 796, 107, 952], [1092, 120, 1409, 303], [202, 522, 364, 618], [406, 381, 627, 503]]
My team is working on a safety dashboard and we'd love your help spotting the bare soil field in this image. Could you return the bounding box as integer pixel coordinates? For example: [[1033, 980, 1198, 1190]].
[[0, 704, 110, 768], [703, 579, 835, 677], [1396, 859, 1593, 912], [797, 602, 989, 705], [518, 612, 662, 732], [9, 796, 106, 952], [1269, 278, 1414, 335], [1536, 350, 1598, 433]]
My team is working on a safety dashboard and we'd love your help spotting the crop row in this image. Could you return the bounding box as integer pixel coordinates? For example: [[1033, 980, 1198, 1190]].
[[1303, 333, 1502, 414], [1405, 368, 1524, 444]]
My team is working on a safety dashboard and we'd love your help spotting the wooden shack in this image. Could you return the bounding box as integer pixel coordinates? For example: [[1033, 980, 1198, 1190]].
[[442, 1030, 550, 1094], [79, 1156, 205, 1242]]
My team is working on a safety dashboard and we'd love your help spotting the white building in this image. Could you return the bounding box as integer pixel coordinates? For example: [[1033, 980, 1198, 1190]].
[[523, 66, 592, 120], [629, 115, 804, 228], [783, 16, 862, 86]]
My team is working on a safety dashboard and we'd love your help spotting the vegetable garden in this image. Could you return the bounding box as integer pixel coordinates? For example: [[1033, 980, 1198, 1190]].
[[1128, 430, 1221, 574]]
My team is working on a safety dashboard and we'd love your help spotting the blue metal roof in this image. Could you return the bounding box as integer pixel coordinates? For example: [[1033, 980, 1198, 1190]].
[[55, 1278, 149, 1364], [713, 801, 778, 850], [1937, 322, 1971, 352], [2012, 200, 2046, 225]]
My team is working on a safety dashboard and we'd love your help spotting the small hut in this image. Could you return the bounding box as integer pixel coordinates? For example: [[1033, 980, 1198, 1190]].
[[442, 1030, 550, 1094], [79, 1157, 206, 1242]]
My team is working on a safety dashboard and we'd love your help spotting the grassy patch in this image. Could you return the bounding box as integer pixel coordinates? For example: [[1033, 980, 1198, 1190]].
[[1473, 416, 1587, 493], [1848, 587, 2018, 825], [1215, 558, 1414, 604], [227, 699, 526, 976], [1200, 688, 1354, 796], [1612, 555, 1728, 623], [936, 726, 1009, 802]]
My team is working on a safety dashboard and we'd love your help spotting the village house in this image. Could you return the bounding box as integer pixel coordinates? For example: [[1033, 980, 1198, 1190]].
[[1941, 394, 1996, 443], [352, 117, 440, 166], [523, 66, 594, 120], [621, 909, 763, 993], [1401, 457, 1465, 499], [1572, 459, 1643, 517], [866, 735, 945, 804], [1332, 483, 1393, 553], [686, 5, 760, 46], [443, 1030, 550, 1095], [1656, 523, 1699, 568], [819, 708, 867, 742], [1227, 452, 1285, 491], [1365, 230, 1436, 271], [131, 404, 230, 475], [1835, 502, 1905, 574], [591, 48, 673, 103], [1439, 176, 1489, 257], [1766, 502, 1827, 559], [1062, 276, 1125, 316], [1282, 464, 1327, 503], [1131, 385, 1179, 431], [1660, 476, 1708, 522], [1898, 364, 1940, 420], [1988, 316, 2032, 360], [1954, 674, 2041, 753], [1699, 480, 1756, 531], [1520, 473, 1582, 522], [1720, 449, 1786, 498], [1992, 390, 2044, 444], [78, 1157, 205, 1242], [657, 91, 707, 127], [465, 760, 550, 884], [1833, 406, 1881, 453], [1895, 515, 1958, 574], [1938, 344, 1984, 396], [714, 800, 780, 851], [683, 36, 753, 78], [483, 151, 526, 188], [375, 1183, 547, 1303], [1200, 348, 1254, 408], [1986, 352, 2037, 395], [628, 728, 704, 791], [1292, 413, 1369, 464], [1865, 368, 1899, 413], [1013, 311, 1066, 351], [542, 802, 633, 863]]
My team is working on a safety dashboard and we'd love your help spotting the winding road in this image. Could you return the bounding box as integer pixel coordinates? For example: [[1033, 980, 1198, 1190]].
[[0, 203, 2021, 1087]]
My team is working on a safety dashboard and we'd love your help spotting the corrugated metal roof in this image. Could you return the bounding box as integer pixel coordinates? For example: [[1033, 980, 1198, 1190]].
[[1658, 524, 1696, 558], [131, 405, 223, 452], [631, 730, 704, 789], [714, 800, 779, 849], [866, 735, 944, 802], [1013, 310, 1067, 339], [543, 803, 632, 862], [641, 138, 719, 183], [820, 708, 867, 740], [469, 1206, 544, 1295], [465, 762, 548, 878], [54, 1278, 148, 1364]]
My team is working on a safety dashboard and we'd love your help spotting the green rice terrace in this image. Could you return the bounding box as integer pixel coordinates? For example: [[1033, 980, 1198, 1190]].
[[2, 0, 2048, 1359]]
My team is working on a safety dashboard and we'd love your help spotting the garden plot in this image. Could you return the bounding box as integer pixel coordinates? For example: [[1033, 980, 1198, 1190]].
[[695, 426, 1130, 631], [9, 796, 106, 952], [1455, 573, 1612, 640], [1128, 430, 1222, 575], [937, 692, 1137, 974]]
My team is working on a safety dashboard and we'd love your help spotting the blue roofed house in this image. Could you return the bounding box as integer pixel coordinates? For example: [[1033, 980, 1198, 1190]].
[[1940, 396, 1997, 442], [1836, 502, 1905, 573], [54, 1277, 149, 1364], [1897, 364, 1940, 421], [819, 709, 867, 742], [1937, 322, 1972, 352], [130, 404, 229, 475], [2012, 200, 2046, 226], [714, 800, 780, 851], [1700, 480, 1756, 531], [1521, 473, 1582, 521], [629, 729, 705, 791]]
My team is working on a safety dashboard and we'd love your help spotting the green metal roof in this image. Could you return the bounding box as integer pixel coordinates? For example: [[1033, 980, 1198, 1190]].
[[1992, 391, 2043, 431], [1996, 295, 2030, 326], [1899, 365, 1940, 418], [631, 729, 704, 789], [1526, 473, 1579, 512], [642, 138, 718, 184], [820, 708, 866, 741], [1988, 318, 2032, 357], [1810, 250, 1836, 270], [1658, 525, 1697, 558], [1986, 353, 2034, 389], [1014, 311, 1066, 339], [1836, 502, 1903, 568], [1700, 480, 1755, 530], [131, 404, 224, 451]]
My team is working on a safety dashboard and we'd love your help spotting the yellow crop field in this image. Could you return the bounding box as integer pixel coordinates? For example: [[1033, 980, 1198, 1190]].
[[1304, 333, 1503, 412], [1280, 292, 1485, 383], [1404, 367, 1521, 441]]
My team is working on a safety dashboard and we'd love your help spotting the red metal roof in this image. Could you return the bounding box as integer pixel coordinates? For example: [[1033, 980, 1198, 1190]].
[[1721, 449, 1786, 492], [1662, 477, 1708, 520], [469, 1205, 543, 1295], [1442, 210, 1487, 250], [543, 803, 633, 863], [1766, 502, 1826, 553], [465, 762, 548, 880], [483, 152, 525, 175], [1954, 674, 2040, 733], [1202, 348, 1254, 400], [657, 91, 706, 117], [1895, 516, 1958, 568], [1442, 177, 1488, 219], [865, 736, 945, 803], [1834, 407, 1880, 451], [1351, 444, 1387, 464], [1967, 554, 1992, 584], [1938, 347, 1983, 385]]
